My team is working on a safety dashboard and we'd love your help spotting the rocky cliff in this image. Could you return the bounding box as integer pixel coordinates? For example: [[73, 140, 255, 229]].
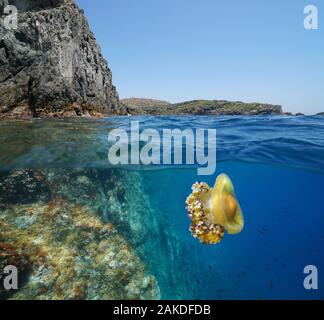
[[0, 0, 126, 118]]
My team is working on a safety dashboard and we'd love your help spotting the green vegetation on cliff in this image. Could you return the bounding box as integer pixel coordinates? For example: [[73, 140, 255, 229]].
[[125, 99, 283, 116], [121, 98, 171, 109]]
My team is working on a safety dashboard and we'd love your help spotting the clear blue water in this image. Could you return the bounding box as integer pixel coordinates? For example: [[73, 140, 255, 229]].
[[146, 163, 324, 299], [1, 115, 324, 300]]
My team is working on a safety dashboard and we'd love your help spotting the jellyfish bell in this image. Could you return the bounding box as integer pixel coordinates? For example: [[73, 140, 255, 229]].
[[209, 174, 244, 235], [186, 174, 244, 245]]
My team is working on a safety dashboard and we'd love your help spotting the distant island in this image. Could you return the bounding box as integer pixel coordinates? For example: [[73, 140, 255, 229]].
[[123, 98, 283, 116], [121, 98, 171, 109]]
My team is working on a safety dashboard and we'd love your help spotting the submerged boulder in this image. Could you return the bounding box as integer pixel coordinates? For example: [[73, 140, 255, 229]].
[[0, 167, 187, 299], [0, 168, 164, 299], [0, 200, 160, 300]]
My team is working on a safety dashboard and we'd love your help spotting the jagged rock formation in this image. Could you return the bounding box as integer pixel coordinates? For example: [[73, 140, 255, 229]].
[[125, 99, 283, 116], [0, 0, 126, 118]]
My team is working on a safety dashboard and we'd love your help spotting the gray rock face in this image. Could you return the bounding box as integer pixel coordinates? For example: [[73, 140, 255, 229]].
[[0, 0, 126, 118]]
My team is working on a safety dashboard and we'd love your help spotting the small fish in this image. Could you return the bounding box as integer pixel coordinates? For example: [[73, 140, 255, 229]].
[[258, 228, 268, 235], [237, 272, 246, 278], [269, 282, 274, 291]]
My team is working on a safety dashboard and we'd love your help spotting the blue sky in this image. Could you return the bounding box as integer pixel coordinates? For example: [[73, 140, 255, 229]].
[[76, 0, 323, 114]]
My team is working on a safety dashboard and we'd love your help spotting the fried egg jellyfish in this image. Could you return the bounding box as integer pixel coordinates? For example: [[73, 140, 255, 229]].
[[186, 174, 244, 245]]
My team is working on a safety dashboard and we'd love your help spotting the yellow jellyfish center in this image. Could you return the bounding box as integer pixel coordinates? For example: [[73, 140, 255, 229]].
[[223, 194, 238, 221]]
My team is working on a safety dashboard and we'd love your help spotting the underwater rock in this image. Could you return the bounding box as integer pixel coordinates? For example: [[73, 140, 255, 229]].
[[0, 167, 183, 299], [186, 174, 244, 245], [0, 201, 160, 300], [0, 241, 31, 299], [37, 168, 156, 248], [0, 168, 151, 249], [0, 170, 50, 208]]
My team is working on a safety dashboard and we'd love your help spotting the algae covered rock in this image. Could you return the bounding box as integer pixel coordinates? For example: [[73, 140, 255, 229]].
[[0, 168, 162, 300], [0, 201, 160, 300], [0, 241, 31, 299], [0, 169, 50, 208], [0, 166, 187, 299]]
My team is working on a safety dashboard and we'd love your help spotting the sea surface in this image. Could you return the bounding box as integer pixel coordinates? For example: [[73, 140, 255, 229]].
[[1, 115, 324, 300]]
